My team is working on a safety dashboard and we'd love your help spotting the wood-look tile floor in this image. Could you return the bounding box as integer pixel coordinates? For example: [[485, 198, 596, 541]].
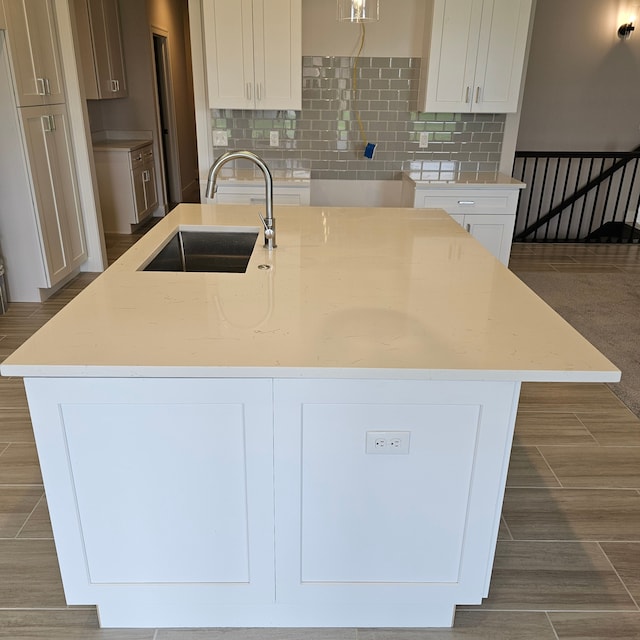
[[0, 240, 639, 638]]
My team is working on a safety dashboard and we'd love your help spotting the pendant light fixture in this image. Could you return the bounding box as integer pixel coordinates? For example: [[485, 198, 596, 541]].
[[337, 0, 379, 23]]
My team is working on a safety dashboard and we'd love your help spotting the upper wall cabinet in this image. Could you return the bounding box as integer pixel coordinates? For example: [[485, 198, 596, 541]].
[[72, 0, 127, 99], [418, 0, 532, 113], [3, 0, 66, 106], [203, 0, 301, 110]]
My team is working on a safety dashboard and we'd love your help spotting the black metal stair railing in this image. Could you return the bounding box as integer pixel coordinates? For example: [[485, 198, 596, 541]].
[[512, 147, 640, 242]]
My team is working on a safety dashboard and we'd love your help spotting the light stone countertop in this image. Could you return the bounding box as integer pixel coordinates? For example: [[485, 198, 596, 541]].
[[403, 162, 525, 188], [92, 139, 153, 152], [1, 204, 619, 382]]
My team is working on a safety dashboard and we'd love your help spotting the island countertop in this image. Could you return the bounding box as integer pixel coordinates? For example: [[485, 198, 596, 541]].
[[1, 204, 619, 382]]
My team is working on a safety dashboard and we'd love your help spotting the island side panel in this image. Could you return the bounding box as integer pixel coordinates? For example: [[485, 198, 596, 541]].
[[23, 377, 276, 623], [22, 375, 520, 627], [273, 378, 521, 625]]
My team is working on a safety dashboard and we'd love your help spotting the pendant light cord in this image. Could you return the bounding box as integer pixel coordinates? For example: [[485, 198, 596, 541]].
[[352, 22, 367, 147]]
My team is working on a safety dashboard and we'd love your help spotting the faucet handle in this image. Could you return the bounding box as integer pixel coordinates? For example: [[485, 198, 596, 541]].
[[258, 212, 273, 233], [258, 213, 277, 248]]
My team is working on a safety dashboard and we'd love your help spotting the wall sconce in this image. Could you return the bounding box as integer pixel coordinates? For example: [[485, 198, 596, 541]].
[[619, 5, 639, 39], [337, 0, 380, 23]]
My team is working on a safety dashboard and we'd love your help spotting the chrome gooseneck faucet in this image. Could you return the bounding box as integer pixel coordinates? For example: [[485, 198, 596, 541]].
[[205, 150, 276, 250]]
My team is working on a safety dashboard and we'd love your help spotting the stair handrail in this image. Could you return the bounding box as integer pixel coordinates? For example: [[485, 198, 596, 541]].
[[515, 145, 640, 240]]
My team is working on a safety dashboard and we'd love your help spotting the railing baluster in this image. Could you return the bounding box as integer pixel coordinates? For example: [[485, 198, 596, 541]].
[[513, 146, 640, 242], [537, 158, 551, 241], [577, 157, 595, 240]]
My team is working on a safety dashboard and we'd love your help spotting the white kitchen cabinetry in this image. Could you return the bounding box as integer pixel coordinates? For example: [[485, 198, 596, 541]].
[[93, 141, 158, 233], [24, 375, 519, 627], [418, 0, 532, 113], [19, 104, 87, 284], [3, 0, 66, 106], [203, 0, 301, 110], [0, 6, 88, 301], [72, 0, 127, 99], [401, 175, 524, 265]]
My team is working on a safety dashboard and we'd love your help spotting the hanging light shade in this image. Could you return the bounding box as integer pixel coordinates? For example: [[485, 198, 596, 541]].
[[337, 0, 379, 23]]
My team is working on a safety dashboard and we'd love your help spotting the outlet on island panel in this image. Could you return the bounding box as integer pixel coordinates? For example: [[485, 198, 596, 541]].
[[365, 430, 411, 454]]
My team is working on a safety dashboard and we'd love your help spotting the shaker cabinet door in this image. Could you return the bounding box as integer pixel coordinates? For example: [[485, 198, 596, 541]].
[[3, 0, 65, 106], [19, 105, 87, 285], [203, 0, 301, 110], [418, 0, 532, 113]]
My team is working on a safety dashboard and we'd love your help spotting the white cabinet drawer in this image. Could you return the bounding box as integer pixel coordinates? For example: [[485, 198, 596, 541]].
[[215, 192, 304, 206], [415, 192, 514, 215], [129, 144, 152, 169]]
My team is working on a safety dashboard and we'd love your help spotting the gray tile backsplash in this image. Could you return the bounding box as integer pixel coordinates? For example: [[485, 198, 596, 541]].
[[210, 57, 505, 180]]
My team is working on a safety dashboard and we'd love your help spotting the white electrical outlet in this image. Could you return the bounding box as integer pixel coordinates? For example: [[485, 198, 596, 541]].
[[365, 431, 411, 455], [213, 130, 228, 146], [270, 131, 279, 147], [419, 132, 429, 148]]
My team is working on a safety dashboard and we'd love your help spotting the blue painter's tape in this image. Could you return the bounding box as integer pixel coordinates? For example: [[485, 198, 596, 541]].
[[364, 142, 376, 159]]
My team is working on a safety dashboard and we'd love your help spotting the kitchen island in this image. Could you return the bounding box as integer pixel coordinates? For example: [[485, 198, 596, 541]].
[[1, 204, 619, 628]]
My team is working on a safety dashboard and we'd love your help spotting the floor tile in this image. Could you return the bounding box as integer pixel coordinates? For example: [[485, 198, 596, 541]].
[[0, 539, 66, 606], [477, 541, 636, 610], [506, 447, 561, 487], [551, 264, 622, 273], [18, 494, 53, 538], [514, 412, 597, 446], [0, 487, 44, 537], [498, 516, 513, 541], [509, 260, 559, 272], [0, 442, 43, 484], [600, 542, 640, 601], [0, 378, 28, 408], [0, 609, 154, 639], [549, 612, 640, 639], [518, 383, 625, 413], [576, 410, 640, 446], [158, 630, 356, 640], [357, 611, 556, 639], [538, 446, 640, 488], [502, 488, 640, 541], [0, 417, 34, 443]]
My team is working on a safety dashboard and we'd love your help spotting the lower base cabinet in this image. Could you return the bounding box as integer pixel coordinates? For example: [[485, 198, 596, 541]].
[[449, 212, 516, 264], [93, 141, 158, 233], [401, 177, 524, 265], [24, 376, 520, 628]]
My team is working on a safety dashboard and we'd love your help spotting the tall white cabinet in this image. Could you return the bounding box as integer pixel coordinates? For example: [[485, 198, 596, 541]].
[[418, 0, 532, 113], [0, 0, 87, 301], [203, 0, 301, 110]]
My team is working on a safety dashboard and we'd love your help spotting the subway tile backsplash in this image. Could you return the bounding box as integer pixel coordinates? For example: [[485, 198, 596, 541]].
[[210, 57, 505, 180]]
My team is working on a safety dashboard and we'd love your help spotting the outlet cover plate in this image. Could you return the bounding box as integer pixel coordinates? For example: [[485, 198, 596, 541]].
[[365, 430, 411, 455], [270, 131, 279, 147], [419, 132, 429, 148], [213, 130, 228, 146]]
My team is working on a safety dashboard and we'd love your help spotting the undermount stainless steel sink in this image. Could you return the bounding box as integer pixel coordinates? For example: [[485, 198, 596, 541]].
[[143, 229, 259, 273]]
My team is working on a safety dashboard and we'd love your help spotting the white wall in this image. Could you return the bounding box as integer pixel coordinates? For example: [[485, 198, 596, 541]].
[[517, 0, 640, 151], [302, 0, 425, 57]]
